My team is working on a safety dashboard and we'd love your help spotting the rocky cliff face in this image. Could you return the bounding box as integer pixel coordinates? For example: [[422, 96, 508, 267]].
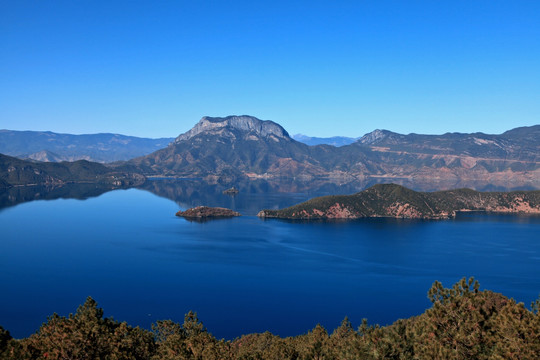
[[175, 115, 290, 142], [357, 129, 395, 145]]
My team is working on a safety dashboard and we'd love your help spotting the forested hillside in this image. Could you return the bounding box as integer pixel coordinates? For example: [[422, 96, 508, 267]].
[[259, 183, 540, 219], [0, 154, 145, 188]]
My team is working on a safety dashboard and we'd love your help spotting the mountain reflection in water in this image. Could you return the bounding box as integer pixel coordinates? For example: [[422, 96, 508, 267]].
[[1, 177, 537, 212], [0, 183, 124, 211]]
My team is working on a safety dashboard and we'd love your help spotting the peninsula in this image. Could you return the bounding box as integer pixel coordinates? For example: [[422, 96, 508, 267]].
[[257, 184, 540, 220]]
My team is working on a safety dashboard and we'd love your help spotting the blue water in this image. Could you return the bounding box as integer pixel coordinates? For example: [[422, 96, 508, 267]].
[[1, 182, 539, 339]]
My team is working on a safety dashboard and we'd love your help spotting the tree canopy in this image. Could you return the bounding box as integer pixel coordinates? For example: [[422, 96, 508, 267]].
[[1, 278, 539, 359]]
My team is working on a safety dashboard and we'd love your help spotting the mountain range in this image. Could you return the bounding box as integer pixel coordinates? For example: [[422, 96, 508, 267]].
[[127, 115, 540, 190], [292, 134, 358, 146], [2, 115, 540, 191], [0, 130, 174, 163], [0, 153, 144, 189]]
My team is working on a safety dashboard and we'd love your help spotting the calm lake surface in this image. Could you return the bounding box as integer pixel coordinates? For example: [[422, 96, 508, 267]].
[[1, 179, 539, 339]]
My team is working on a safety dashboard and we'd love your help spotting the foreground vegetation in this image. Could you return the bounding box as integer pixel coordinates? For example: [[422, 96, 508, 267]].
[[1, 278, 539, 359]]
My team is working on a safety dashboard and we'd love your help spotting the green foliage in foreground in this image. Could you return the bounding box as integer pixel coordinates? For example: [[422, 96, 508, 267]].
[[1, 278, 539, 359]]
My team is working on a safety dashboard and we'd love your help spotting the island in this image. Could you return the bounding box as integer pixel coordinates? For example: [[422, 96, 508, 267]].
[[257, 183, 540, 220], [176, 206, 241, 219], [222, 186, 239, 195]]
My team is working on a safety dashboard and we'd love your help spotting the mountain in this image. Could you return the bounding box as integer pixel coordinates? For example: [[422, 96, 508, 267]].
[[292, 134, 358, 146], [0, 153, 145, 189], [258, 183, 540, 219], [0, 130, 174, 163], [130, 115, 331, 179], [131, 115, 540, 190], [346, 126, 540, 187], [355, 127, 540, 161], [24, 150, 67, 162]]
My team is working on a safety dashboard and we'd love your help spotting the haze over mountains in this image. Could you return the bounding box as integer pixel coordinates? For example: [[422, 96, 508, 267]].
[[0, 130, 174, 163], [292, 134, 358, 147]]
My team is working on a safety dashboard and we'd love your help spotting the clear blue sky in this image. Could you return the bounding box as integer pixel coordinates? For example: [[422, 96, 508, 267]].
[[1, 1, 539, 138]]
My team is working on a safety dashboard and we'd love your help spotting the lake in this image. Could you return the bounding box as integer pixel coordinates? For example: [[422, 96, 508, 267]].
[[1, 179, 539, 340]]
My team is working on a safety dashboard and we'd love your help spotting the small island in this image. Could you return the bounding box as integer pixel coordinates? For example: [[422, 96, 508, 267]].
[[257, 183, 540, 220], [222, 187, 239, 195], [176, 206, 241, 219]]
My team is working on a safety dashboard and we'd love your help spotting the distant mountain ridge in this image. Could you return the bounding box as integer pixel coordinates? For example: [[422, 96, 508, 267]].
[[0, 153, 145, 189], [130, 115, 540, 190], [0, 130, 174, 163], [292, 134, 358, 147], [354, 125, 540, 163], [3, 117, 540, 190]]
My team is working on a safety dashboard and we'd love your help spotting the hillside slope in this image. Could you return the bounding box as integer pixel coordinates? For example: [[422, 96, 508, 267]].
[[0, 154, 145, 188]]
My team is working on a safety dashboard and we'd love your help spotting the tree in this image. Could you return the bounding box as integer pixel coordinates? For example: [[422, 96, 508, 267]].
[[17, 297, 155, 360], [296, 324, 329, 360], [152, 319, 191, 360]]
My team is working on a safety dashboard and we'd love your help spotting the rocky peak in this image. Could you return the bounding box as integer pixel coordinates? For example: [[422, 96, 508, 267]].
[[175, 115, 290, 143], [358, 129, 391, 145]]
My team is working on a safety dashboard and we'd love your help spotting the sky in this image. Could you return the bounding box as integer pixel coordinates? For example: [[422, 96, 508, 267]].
[[1, 1, 539, 139]]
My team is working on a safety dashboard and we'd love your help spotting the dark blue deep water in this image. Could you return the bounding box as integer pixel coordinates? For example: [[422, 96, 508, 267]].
[[1, 180, 539, 339]]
